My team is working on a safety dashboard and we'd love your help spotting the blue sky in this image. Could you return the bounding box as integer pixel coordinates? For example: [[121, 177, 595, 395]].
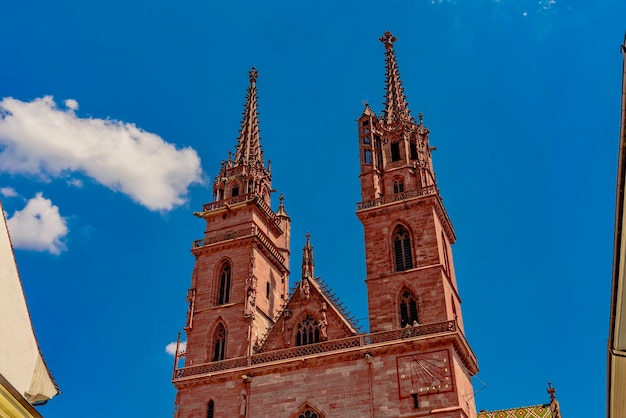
[[0, 1, 623, 416]]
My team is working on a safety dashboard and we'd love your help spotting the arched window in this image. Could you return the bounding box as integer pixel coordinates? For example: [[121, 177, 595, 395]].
[[393, 178, 404, 194], [231, 184, 239, 197], [299, 409, 320, 418], [391, 142, 401, 161], [212, 323, 226, 361], [292, 403, 324, 418], [217, 263, 231, 305], [393, 226, 413, 271], [207, 400, 215, 418], [399, 289, 418, 327], [295, 314, 320, 346]]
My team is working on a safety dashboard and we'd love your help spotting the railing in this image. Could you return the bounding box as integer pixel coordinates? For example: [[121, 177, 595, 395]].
[[192, 226, 285, 264], [200, 194, 282, 230], [202, 193, 255, 212], [193, 227, 256, 249], [173, 320, 455, 380], [356, 185, 438, 211]]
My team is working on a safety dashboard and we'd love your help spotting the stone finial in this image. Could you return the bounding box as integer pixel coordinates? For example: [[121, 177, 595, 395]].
[[379, 31, 397, 50], [249, 66, 258, 83]]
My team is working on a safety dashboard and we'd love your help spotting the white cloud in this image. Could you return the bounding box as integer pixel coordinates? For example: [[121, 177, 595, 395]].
[[0, 187, 17, 197], [64, 99, 78, 111], [6, 193, 68, 254], [0, 96, 203, 211], [165, 341, 186, 356]]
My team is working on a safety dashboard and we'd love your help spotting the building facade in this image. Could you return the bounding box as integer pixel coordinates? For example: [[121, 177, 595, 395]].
[[171, 33, 559, 418]]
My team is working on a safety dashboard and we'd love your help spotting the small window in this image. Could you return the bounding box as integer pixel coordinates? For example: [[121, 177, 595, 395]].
[[400, 289, 418, 327], [393, 179, 404, 194], [363, 135, 371, 144], [296, 314, 320, 346], [232, 185, 239, 197], [217, 263, 231, 305], [364, 149, 372, 164], [212, 324, 226, 361], [362, 120, 369, 126], [393, 226, 413, 272], [207, 400, 215, 418], [410, 142, 418, 160], [391, 142, 400, 162], [266, 282, 270, 299]]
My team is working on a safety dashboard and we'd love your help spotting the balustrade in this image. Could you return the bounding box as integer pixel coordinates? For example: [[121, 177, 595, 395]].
[[173, 320, 456, 380]]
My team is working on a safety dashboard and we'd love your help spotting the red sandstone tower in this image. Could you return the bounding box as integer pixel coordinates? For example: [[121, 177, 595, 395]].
[[173, 33, 478, 418], [179, 66, 291, 367]]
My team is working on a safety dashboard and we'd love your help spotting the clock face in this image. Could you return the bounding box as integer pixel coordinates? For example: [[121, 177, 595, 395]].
[[396, 350, 453, 398]]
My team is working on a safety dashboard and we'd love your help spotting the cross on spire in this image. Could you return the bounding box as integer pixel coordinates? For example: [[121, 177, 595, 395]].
[[234, 66, 263, 167], [380, 31, 411, 125]]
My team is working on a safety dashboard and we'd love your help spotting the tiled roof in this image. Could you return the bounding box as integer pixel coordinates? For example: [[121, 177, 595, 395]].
[[477, 404, 553, 418]]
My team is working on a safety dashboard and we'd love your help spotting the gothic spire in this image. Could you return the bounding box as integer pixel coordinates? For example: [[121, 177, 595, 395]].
[[380, 32, 411, 125], [234, 67, 263, 166], [302, 232, 314, 279]]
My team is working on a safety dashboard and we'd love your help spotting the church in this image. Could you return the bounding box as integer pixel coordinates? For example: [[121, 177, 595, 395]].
[[170, 32, 562, 418]]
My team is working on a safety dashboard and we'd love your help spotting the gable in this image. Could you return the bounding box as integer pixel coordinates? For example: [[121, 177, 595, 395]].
[[257, 277, 358, 351]]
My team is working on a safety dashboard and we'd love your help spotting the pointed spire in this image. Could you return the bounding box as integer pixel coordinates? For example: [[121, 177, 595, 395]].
[[380, 31, 411, 125], [234, 67, 263, 167], [302, 232, 314, 279]]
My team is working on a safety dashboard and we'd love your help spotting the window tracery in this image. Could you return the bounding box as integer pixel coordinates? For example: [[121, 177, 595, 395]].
[[393, 226, 413, 271], [399, 289, 418, 328], [212, 323, 226, 361], [217, 263, 231, 305], [295, 314, 320, 346]]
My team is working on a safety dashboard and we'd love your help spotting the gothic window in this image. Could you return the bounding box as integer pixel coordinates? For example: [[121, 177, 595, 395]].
[[217, 263, 231, 305], [391, 142, 400, 162], [399, 289, 418, 327], [299, 409, 320, 418], [295, 314, 320, 346], [207, 400, 215, 418], [231, 184, 239, 197], [393, 226, 413, 271], [292, 404, 324, 418], [364, 149, 372, 164], [410, 142, 418, 160], [363, 135, 371, 144], [393, 178, 404, 194], [212, 323, 226, 361]]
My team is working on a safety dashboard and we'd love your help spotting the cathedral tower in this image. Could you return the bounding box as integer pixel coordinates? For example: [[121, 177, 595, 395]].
[[182, 67, 290, 368], [356, 32, 476, 414]]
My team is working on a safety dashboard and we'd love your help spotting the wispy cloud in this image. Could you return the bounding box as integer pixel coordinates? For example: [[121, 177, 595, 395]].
[[0, 96, 203, 211], [6, 193, 68, 254], [0, 187, 17, 197], [165, 341, 186, 356]]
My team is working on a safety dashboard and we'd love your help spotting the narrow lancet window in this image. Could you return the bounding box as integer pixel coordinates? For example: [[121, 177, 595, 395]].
[[400, 289, 418, 327], [295, 314, 320, 346], [212, 324, 226, 361], [391, 142, 400, 161], [207, 400, 215, 418], [393, 226, 413, 271], [217, 263, 231, 305]]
